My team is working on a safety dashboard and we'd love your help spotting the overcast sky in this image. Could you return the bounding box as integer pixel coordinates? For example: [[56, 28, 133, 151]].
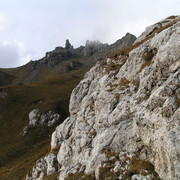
[[0, 0, 179, 68]]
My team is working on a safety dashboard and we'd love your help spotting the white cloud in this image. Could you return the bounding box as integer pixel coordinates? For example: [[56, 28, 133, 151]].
[[0, 40, 39, 68], [0, 13, 11, 34], [0, 0, 180, 68]]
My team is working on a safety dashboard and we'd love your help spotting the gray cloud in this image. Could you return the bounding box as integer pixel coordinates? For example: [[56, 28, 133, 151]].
[[0, 42, 20, 68], [0, 41, 39, 68], [0, 0, 180, 68]]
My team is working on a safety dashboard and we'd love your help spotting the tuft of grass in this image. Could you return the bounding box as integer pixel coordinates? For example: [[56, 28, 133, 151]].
[[166, 15, 178, 19], [44, 171, 60, 180], [99, 166, 120, 180], [143, 48, 157, 62], [66, 172, 95, 180], [98, 59, 107, 66], [99, 149, 120, 180], [51, 144, 61, 155], [106, 62, 119, 73], [119, 78, 130, 87], [118, 78, 130, 90], [106, 58, 127, 76], [99, 149, 161, 180], [122, 159, 161, 180]]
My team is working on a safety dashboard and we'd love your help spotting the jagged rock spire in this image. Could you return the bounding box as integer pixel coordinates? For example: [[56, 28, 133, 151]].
[[65, 39, 73, 50]]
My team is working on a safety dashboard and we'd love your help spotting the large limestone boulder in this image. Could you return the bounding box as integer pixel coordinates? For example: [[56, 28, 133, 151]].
[[22, 109, 60, 136]]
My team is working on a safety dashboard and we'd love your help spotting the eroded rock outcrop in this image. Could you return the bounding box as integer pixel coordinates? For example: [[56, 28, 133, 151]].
[[27, 16, 180, 180], [22, 109, 60, 136]]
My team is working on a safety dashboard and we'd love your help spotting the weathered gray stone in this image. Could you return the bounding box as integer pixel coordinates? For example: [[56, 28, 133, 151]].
[[27, 17, 180, 180], [22, 109, 61, 135]]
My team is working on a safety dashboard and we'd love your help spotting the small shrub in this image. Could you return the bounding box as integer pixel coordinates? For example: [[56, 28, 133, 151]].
[[143, 48, 157, 62]]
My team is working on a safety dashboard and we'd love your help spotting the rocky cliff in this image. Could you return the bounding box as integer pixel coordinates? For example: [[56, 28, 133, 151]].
[[26, 16, 180, 180]]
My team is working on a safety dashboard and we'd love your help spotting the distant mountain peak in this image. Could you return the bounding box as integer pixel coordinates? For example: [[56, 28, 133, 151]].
[[65, 39, 73, 50], [0, 33, 136, 85]]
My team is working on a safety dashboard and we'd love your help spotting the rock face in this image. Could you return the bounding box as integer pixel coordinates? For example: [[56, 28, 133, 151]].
[[26, 153, 58, 179], [27, 16, 180, 180], [28, 109, 60, 127], [22, 109, 60, 136], [108, 32, 136, 54], [134, 16, 180, 44], [82, 40, 108, 57], [81, 33, 136, 59]]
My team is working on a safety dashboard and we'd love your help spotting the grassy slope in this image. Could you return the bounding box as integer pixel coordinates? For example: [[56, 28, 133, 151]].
[[0, 68, 85, 179], [0, 56, 87, 86], [0, 71, 16, 86]]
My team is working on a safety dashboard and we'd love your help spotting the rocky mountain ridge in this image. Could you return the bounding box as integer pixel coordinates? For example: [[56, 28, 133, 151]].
[[26, 16, 180, 180], [0, 33, 136, 86], [0, 31, 136, 179]]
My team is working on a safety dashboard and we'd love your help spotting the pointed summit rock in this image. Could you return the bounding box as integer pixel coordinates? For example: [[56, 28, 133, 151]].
[[65, 39, 73, 50]]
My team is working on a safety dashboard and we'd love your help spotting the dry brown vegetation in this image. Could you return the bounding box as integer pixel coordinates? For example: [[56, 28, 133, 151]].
[[66, 172, 95, 180], [166, 15, 178, 19], [99, 148, 160, 180], [123, 159, 161, 180], [118, 78, 130, 88], [44, 171, 60, 180], [51, 144, 61, 155], [0, 71, 84, 179]]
